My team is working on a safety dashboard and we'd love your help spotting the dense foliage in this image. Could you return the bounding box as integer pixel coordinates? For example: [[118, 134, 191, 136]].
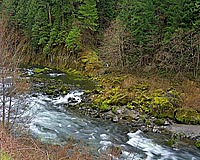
[[1, 0, 200, 76]]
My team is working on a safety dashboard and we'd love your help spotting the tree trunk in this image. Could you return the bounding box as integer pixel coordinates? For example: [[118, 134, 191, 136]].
[[2, 76, 6, 128]]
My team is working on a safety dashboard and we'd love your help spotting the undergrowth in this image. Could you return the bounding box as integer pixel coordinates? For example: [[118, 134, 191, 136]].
[[0, 128, 104, 160]]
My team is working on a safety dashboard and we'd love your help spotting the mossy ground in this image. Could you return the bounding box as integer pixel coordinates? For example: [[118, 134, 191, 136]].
[[25, 50, 200, 125], [89, 73, 200, 125]]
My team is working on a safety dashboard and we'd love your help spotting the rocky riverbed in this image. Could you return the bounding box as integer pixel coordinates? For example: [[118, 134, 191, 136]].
[[24, 67, 200, 149]]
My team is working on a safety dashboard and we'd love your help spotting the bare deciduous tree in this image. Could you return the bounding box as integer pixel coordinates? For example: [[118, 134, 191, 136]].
[[0, 10, 29, 129], [98, 20, 137, 73]]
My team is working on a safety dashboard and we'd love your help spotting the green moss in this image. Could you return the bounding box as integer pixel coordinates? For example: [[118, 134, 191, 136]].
[[145, 120, 151, 125], [49, 85, 56, 89], [150, 96, 174, 119], [79, 51, 103, 74], [45, 89, 54, 95], [165, 139, 176, 147], [99, 102, 110, 112], [84, 90, 91, 94], [57, 79, 62, 82], [0, 151, 13, 160], [33, 68, 44, 74], [175, 108, 200, 124], [44, 67, 51, 72], [167, 88, 180, 97], [60, 85, 67, 92], [109, 94, 129, 105], [140, 115, 147, 122], [33, 67, 51, 74], [166, 88, 182, 106], [134, 82, 150, 93], [154, 119, 165, 126], [152, 89, 165, 97], [132, 95, 151, 113], [195, 140, 200, 148], [93, 86, 130, 108], [127, 102, 134, 109], [111, 106, 117, 113]]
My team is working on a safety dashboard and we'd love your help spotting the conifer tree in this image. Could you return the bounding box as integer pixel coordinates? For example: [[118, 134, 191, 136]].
[[78, 0, 98, 31]]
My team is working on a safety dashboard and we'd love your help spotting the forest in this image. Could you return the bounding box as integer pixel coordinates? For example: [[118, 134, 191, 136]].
[[0, 0, 200, 77], [1, 0, 200, 159]]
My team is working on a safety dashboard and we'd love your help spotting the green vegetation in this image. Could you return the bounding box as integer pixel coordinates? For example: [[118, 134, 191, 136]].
[[195, 140, 200, 149], [33, 67, 52, 74], [90, 73, 200, 125], [175, 108, 200, 124], [0, 0, 199, 77], [1, 0, 200, 157], [0, 152, 13, 160]]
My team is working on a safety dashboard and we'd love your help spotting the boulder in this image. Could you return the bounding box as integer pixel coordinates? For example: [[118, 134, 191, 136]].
[[175, 108, 200, 124]]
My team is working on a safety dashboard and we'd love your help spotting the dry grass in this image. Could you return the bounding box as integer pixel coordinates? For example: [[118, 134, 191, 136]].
[[0, 128, 47, 160], [179, 80, 200, 111], [0, 128, 98, 160], [121, 74, 172, 91], [120, 73, 200, 112], [0, 127, 119, 160]]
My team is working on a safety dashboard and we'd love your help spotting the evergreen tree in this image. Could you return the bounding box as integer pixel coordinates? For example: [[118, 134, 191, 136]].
[[97, 0, 118, 29], [78, 0, 98, 31]]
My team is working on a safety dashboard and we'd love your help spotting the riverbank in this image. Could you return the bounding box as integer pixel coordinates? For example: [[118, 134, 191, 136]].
[[28, 67, 200, 149], [2, 66, 200, 160], [87, 72, 200, 147], [0, 127, 99, 160]]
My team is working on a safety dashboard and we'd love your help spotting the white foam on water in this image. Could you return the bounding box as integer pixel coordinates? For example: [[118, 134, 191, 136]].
[[49, 73, 65, 77], [53, 90, 84, 105], [22, 97, 47, 117], [100, 140, 113, 146], [25, 68, 34, 76], [121, 150, 144, 160], [89, 133, 96, 140], [100, 134, 109, 140], [127, 130, 177, 160]]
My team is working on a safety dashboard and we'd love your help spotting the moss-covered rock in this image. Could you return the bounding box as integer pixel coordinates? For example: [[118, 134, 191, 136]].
[[90, 74, 187, 124], [33, 67, 51, 74], [131, 95, 152, 113], [165, 139, 176, 147], [154, 118, 165, 126], [92, 85, 130, 112], [150, 96, 175, 119], [175, 108, 200, 124], [195, 140, 200, 149], [98, 102, 110, 112], [60, 85, 68, 95], [45, 89, 54, 95]]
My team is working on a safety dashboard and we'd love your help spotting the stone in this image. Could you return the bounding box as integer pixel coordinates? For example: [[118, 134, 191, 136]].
[[175, 108, 200, 124], [113, 116, 119, 123]]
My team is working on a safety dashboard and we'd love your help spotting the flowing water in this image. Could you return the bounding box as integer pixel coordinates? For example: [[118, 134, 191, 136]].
[[2, 69, 200, 160]]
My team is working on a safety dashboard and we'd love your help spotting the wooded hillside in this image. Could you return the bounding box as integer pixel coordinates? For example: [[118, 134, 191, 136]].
[[1, 0, 200, 77]]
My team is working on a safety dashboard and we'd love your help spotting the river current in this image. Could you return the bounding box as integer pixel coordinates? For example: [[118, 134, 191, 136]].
[[1, 69, 200, 159]]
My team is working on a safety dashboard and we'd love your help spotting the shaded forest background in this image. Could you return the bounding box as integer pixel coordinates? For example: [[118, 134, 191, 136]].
[[0, 0, 200, 77]]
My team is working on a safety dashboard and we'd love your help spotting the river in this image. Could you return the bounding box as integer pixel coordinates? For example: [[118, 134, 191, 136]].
[[3, 68, 200, 159]]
